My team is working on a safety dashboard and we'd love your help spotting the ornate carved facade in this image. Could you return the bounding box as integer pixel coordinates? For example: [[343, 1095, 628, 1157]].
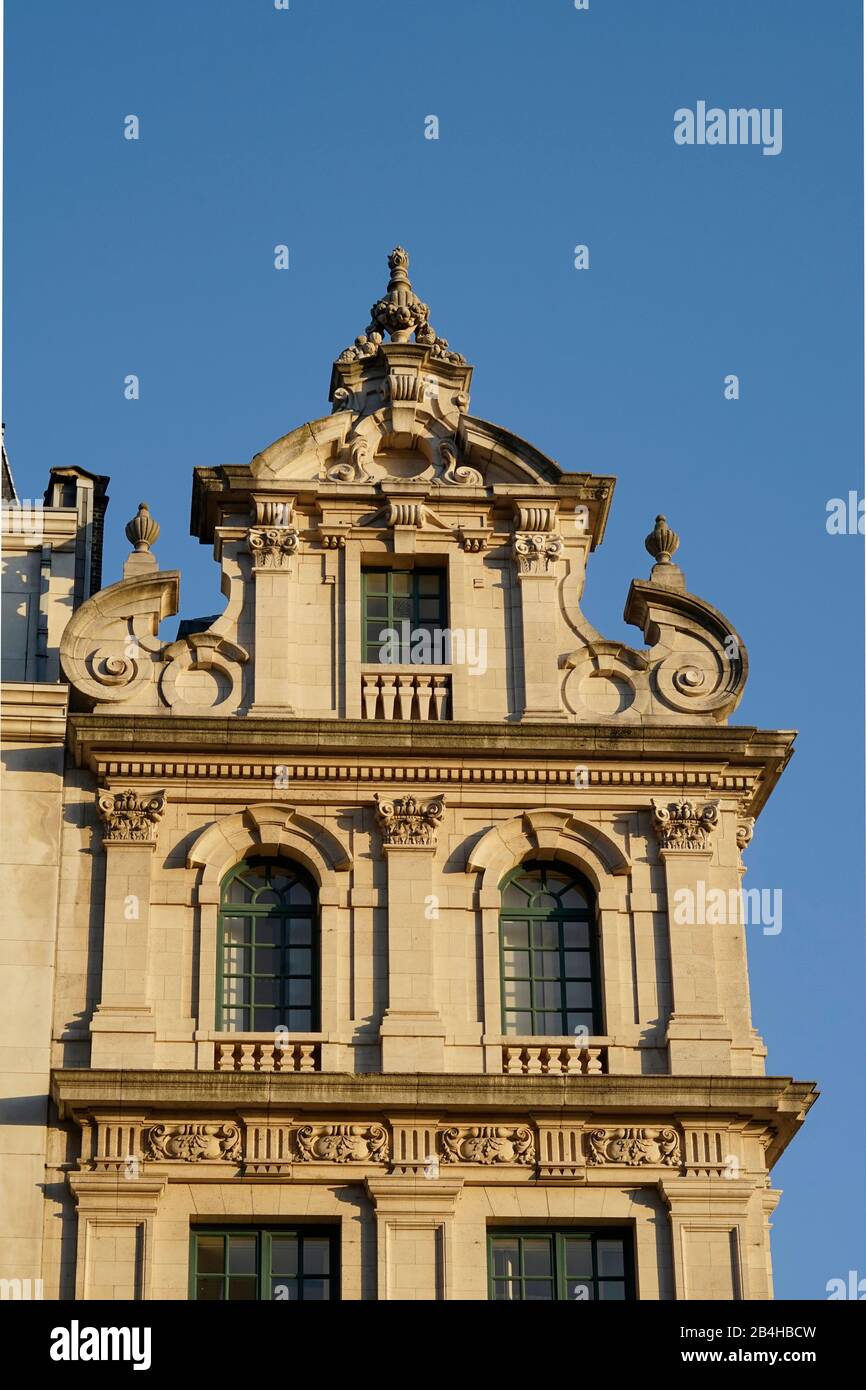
[[0, 248, 815, 1302]]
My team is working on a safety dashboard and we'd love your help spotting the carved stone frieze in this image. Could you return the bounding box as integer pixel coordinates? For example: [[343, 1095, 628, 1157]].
[[144, 1123, 241, 1163], [652, 799, 719, 851], [441, 1125, 535, 1165], [374, 793, 445, 847], [513, 532, 563, 574], [586, 1126, 680, 1167], [97, 788, 166, 843], [295, 1123, 389, 1164]]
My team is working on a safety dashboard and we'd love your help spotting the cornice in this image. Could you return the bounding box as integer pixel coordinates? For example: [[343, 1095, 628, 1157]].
[[1, 682, 69, 741]]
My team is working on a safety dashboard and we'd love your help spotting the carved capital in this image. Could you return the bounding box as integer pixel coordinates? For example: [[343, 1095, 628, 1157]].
[[586, 1126, 680, 1167], [736, 818, 755, 854], [97, 788, 166, 844], [513, 531, 563, 574], [652, 799, 719, 851], [248, 526, 300, 568], [374, 792, 445, 847]]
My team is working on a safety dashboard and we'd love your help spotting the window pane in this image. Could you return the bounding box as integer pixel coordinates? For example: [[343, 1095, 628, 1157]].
[[535, 952, 563, 979], [270, 1236, 298, 1277], [222, 1008, 245, 1031], [524, 1279, 555, 1300], [223, 945, 249, 976], [504, 1010, 533, 1035], [503, 980, 531, 1010], [228, 1236, 256, 1274], [253, 946, 279, 976], [566, 1011, 595, 1035], [491, 1279, 519, 1301], [288, 977, 312, 1005], [417, 574, 441, 595], [196, 1277, 223, 1300], [288, 950, 311, 977], [366, 596, 388, 618], [301, 1237, 330, 1274], [564, 951, 591, 977], [562, 920, 590, 948], [196, 1235, 224, 1274], [522, 1239, 553, 1277], [564, 1237, 593, 1278], [501, 919, 529, 947], [531, 921, 558, 950], [255, 888, 281, 905], [392, 572, 412, 596], [271, 1279, 298, 1301], [254, 977, 278, 1005], [289, 881, 312, 907], [490, 1239, 520, 1278], [417, 598, 441, 620], [559, 886, 589, 909], [533, 981, 562, 1010], [253, 1006, 281, 1032], [223, 976, 249, 1006], [502, 950, 530, 977], [596, 1239, 625, 1277], [289, 920, 312, 944], [566, 981, 594, 1009], [364, 571, 387, 594], [539, 1012, 562, 1034], [225, 880, 252, 904], [287, 1008, 312, 1029], [228, 1277, 257, 1301], [502, 882, 530, 909], [302, 1278, 330, 1300], [598, 1281, 626, 1300], [393, 596, 412, 620], [222, 918, 249, 943], [570, 1280, 595, 1300], [254, 919, 280, 945]]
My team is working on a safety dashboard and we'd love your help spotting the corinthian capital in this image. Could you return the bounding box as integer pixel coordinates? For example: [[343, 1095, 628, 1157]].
[[97, 788, 166, 844]]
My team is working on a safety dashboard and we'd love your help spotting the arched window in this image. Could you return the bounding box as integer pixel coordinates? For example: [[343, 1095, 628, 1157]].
[[499, 861, 600, 1037], [217, 858, 318, 1033]]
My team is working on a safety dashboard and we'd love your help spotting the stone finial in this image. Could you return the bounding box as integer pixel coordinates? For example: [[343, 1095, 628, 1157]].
[[125, 502, 160, 552], [123, 502, 160, 578], [337, 248, 465, 365], [645, 515, 679, 565]]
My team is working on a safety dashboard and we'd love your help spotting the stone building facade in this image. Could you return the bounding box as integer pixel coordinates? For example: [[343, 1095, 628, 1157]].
[[0, 249, 815, 1301]]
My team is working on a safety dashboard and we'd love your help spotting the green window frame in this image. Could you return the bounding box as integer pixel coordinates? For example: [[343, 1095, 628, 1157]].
[[499, 860, 601, 1037], [488, 1229, 633, 1301], [361, 567, 447, 663], [190, 1227, 338, 1301], [217, 858, 319, 1033]]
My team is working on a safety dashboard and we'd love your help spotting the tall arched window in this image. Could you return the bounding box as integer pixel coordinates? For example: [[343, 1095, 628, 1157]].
[[499, 861, 600, 1037], [217, 858, 319, 1033]]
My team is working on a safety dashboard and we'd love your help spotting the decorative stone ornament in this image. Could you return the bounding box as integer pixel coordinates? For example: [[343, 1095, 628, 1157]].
[[736, 818, 755, 854], [374, 793, 445, 847], [645, 514, 680, 565], [144, 1123, 241, 1163], [295, 1124, 389, 1164], [441, 1125, 535, 1166], [338, 247, 465, 365], [586, 1126, 680, 1167], [513, 532, 563, 574], [248, 526, 300, 568], [124, 501, 160, 553], [96, 788, 166, 843], [652, 798, 719, 850]]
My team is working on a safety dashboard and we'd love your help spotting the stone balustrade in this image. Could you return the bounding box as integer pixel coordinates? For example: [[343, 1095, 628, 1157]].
[[361, 669, 451, 720], [215, 1037, 322, 1073], [502, 1041, 606, 1076]]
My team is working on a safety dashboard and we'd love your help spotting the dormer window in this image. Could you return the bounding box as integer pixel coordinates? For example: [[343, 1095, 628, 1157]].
[[362, 567, 447, 664]]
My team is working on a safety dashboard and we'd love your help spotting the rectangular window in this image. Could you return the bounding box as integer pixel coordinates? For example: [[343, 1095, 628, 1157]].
[[488, 1229, 632, 1301], [190, 1228, 337, 1301], [361, 567, 447, 663]]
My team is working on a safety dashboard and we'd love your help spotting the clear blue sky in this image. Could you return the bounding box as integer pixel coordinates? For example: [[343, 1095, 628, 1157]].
[[3, 0, 863, 1299]]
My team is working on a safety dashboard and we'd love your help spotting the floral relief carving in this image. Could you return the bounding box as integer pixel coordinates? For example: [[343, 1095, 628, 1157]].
[[97, 788, 166, 843], [586, 1126, 680, 1167], [513, 532, 563, 574], [374, 793, 445, 847], [652, 799, 719, 850], [440, 1125, 535, 1166], [248, 526, 300, 568], [295, 1124, 389, 1164], [144, 1123, 241, 1163]]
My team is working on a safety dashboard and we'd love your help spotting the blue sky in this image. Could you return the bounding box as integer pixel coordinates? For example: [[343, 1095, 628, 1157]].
[[3, 0, 863, 1298]]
